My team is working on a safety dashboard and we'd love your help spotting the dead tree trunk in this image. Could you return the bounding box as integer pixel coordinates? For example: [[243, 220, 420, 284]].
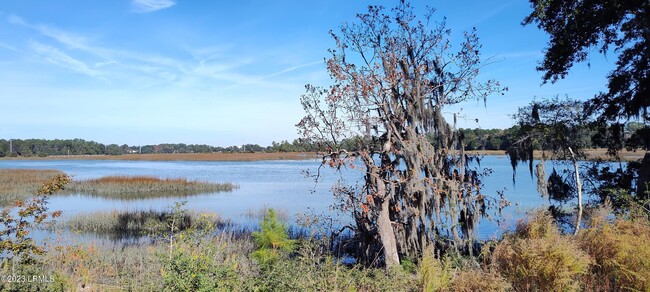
[[569, 147, 583, 235]]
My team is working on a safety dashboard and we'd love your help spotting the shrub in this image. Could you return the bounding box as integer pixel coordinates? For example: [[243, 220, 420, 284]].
[[160, 204, 248, 291], [0, 174, 69, 265], [0, 174, 69, 291], [579, 211, 650, 290], [490, 211, 590, 291], [417, 247, 453, 291], [251, 208, 295, 268]]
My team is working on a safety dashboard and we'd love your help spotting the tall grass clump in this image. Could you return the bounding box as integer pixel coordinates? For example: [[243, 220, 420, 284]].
[[416, 246, 510, 291], [66, 175, 238, 199], [417, 247, 454, 291], [579, 208, 650, 290], [490, 210, 590, 291], [58, 209, 225, 240], [0, 169, 66, 206]]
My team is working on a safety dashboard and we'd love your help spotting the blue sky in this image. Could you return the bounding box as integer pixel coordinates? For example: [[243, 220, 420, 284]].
[[0, 0, 614, 146]]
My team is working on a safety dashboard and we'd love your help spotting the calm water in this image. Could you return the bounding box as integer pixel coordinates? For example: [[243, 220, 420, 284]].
[[0, 156, 552, 239]]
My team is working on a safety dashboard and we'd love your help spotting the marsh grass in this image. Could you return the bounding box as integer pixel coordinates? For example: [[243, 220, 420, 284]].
[[66, 176, 238, 199], [57, 209, 228, 241], [244, 206, 289, 221], [0, 169, 66, 206]]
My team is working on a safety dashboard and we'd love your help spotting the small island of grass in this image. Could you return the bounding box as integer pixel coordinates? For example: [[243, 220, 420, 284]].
[[67, 176, 238, 199]]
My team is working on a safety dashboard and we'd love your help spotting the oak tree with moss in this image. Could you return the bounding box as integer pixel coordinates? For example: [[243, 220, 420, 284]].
[[297, 1, 505, 268]]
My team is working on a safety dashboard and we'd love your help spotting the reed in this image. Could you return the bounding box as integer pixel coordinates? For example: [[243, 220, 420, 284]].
[[58, 209, 227, 240], [66, 175, 238, 199], [0, 169, 66, 206]]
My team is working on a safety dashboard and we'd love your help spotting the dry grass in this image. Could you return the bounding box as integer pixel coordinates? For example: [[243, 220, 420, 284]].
[[66, 176, 238, 199], [0, 169, 67, 206], [0, 152, 319, 161], [490, 211, 591, 291], [578, 212, 650, 291], [451, 269, 511, 291]]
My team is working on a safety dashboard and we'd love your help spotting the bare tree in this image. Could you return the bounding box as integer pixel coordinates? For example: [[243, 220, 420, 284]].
[[297, 1, 505, 268]]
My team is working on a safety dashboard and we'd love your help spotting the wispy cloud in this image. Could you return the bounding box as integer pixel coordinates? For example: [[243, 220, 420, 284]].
[[466, 0, 517, 29], [0, 42, 19, 52], [6, 14, 319, 92], [29, 41, 102, 78], [131, 0, 176, 13], [498, 50, 543, 60], [9, 15, 182, 82], [7, 14, 27, 26], [223, 60, 322, 89]]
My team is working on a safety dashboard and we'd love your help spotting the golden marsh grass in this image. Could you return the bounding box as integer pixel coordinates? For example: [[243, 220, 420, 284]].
[[66, 176, 238, 199], [0, 169, 66, 206]]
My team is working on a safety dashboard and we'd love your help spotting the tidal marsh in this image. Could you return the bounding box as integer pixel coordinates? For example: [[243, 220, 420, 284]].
[[0, 169, 66, 206], [66, 176, 238, 199]]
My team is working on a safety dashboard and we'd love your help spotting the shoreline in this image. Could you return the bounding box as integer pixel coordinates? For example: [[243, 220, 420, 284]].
[[0, 149, 644, 162], [0, 152, 320, 161]]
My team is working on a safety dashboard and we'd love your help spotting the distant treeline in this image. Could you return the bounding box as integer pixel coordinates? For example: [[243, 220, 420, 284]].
[[0, 138, 322, 157], [1, 125, 643, 157]]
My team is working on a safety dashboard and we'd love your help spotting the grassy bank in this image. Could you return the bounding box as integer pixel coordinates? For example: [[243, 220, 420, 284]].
[[0, 169, 66, 206], [66, 176, 238, 199]]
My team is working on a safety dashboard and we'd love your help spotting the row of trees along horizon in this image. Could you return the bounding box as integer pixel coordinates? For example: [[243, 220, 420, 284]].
[[1, 121, 648, 157]]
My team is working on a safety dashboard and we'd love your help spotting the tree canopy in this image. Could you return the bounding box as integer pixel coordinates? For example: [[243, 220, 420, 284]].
[[523, 0, 648, 122]]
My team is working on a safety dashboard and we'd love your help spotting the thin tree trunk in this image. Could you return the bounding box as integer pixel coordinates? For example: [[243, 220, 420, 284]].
[[569, 147, 583, 235], [638, 152, 650, 200]]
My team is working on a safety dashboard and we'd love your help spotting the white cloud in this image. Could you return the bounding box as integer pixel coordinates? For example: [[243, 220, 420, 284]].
[[7, 14, 321, 94], [29, 41, 102, 78], [131, 0, 176, 13]]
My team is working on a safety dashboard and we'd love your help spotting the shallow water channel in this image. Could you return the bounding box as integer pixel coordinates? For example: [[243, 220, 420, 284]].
[[0, 156, 554, 240]]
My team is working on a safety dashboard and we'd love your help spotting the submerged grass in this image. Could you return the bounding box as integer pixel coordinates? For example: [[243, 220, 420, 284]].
[[57, 209, 227, 240], [0, 169, 66, 206], [66, 175, 238, 199]]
